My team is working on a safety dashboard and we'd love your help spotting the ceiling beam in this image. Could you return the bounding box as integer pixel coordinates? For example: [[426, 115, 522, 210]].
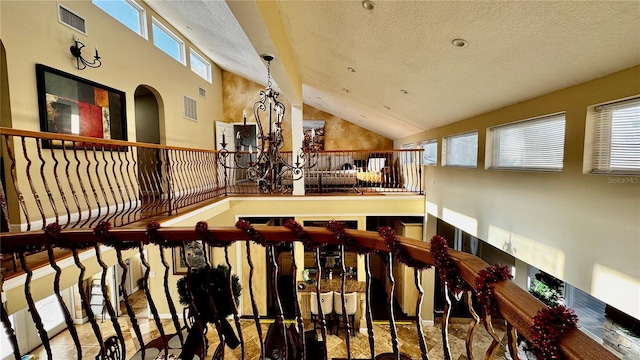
[[226, 0, 302, 106]]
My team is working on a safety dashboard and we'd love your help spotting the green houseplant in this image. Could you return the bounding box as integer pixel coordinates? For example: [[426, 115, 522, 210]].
[[176, 264, 242, 349]]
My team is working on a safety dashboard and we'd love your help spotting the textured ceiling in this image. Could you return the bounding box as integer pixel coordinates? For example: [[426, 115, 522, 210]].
[[148, 0, 640, 141]]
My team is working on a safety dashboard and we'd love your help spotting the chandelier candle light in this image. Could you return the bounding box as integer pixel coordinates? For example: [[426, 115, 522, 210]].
[[219, 55, 316, 193]]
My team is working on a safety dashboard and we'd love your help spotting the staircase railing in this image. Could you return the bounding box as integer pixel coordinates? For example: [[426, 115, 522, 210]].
[[0, 223, 617, 360]]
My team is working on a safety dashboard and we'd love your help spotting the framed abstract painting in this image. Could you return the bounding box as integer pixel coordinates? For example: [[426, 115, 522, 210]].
[[36, 64, 127, 145]]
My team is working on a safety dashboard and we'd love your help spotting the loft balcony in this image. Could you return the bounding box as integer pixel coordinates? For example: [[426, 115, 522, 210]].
[[0, 128, 618, 360]]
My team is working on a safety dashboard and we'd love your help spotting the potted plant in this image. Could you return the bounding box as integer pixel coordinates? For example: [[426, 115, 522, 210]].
[[176, 264, 242, 350]]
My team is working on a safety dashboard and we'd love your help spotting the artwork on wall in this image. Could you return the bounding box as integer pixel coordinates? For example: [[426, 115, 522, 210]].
[[303, 120, 325, 151], [173, 240, 207, 275], [36, 64, 127, 145]]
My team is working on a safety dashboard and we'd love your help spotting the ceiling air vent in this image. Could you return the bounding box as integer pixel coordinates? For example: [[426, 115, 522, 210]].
[[58, 3, 87, 35], [183, 95, 198, 121], [198, 87, 206, 98]]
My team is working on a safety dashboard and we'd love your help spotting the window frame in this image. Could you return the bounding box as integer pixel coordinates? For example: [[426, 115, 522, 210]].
[[590, 97, 640, 175], [487, 112, 566, 172], [92, 0, 147, 39], [189, 49, 212, 83], [442, 131, 478, 168], [151, 17, 186, 65], [419, 139, 438, 166]]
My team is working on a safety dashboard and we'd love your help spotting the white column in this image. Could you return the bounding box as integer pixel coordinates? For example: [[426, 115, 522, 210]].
[[291, 105, 305, 195]]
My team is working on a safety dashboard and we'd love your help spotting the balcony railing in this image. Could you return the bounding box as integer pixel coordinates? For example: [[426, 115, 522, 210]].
[[0, 128, 422, 232], [0, 222, 617, 360]]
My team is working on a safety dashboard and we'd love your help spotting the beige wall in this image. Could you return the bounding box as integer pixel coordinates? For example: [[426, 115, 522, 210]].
[[221, 71, 392, 151], [0, 0, 222, 148], [302, 104, 392, 150], [397, 65, 640, 319]]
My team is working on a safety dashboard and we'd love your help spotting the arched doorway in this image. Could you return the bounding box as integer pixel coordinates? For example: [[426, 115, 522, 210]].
[[133, 85, 166, 214]]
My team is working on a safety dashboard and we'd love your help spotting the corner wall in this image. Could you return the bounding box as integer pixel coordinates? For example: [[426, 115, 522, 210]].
[[399, 65, 640, 319]]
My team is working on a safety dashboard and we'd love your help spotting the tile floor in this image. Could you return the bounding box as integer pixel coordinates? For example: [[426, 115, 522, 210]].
[[27, 291, 510, 359]]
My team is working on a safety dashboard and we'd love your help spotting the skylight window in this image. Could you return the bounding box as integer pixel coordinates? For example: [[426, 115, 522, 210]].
[[152, 17, 185, 65], [92, 0, 147, 38], [190, 49, 212, 83]]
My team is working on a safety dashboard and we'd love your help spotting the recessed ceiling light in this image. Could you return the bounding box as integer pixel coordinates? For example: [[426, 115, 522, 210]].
[[343, 88, 350, 93], [400, 89, 408, 94], [452, 39, 468, 48], [362, 0, 375, 10], [347, 67, 356, 73], [384, 105, 391, 110]]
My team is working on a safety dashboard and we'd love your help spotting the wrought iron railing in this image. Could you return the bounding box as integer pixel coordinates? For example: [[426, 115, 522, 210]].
[[0, 128, 423, 232], [0, 223, 617, 360]]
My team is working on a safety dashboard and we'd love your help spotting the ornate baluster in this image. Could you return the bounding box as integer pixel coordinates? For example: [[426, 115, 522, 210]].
[[441, 281, 452, 360], [47, 243, 83, 358], [158, 244, 183, 345], [225, 246, 245, 360], [1, 272, 22, 360], [48, 141, 71, 228], [115, 245, 145, 357], [290, 244, 305, 360], [506, 323, 520, 360], [60, 142, 83, 228], [137, 148, 155, 218], [149, 148, 164, 216], [164, 149, 174, 215], [109, 148, 127, 227], [90, 144, 109, 227], [138, 243, 168, 355], [386, 253, 400, 360], [364, 253, 375, 359], [172, 149, 186, 210], [3, 135, 29, 231], [96, 145, 115, 225], [21, 137, 46, 229], [245, 241, 265, 360], [0, 179, 11, 231], [36, 139, 59, 224], [19, 250, 53, 358], [483, 314, 501, 359], [116, 147, 133, 226], [72, 143, 93, 228], [268, 245, 288, 359], [315, 248, 329, 360], [104, 147, 122, 225], [72, 248, 105, 357], [94, 244, 126, 357], [339, 245, 351, 359], [81, 145, 101, 228], [465, 289, 480, 360], [200, 242, 227, 355], [123, 147, 140, 224], [180, 243, 208, 359], [414, 269, 429, 360]]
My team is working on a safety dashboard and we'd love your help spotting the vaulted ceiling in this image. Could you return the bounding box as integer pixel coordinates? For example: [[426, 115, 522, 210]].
[[146, 0, 640, 140]]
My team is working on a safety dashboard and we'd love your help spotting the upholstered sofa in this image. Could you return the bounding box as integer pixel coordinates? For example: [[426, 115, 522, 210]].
[[282, 153, 358, 192]]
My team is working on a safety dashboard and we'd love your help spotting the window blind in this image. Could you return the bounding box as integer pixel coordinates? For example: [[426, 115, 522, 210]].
[[592, 97, 640, 173], [490, 113, 565, 171], [443, 131, 477, 167]]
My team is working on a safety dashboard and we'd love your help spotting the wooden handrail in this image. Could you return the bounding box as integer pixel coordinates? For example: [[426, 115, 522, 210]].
[[0, 127, 219, 153], [0, 225, 617, 360]]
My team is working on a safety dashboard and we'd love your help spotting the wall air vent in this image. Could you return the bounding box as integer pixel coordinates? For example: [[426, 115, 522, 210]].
[[183, 95, 198, 121], [58, 3, 87, 35], [199, 87, 206, 98]]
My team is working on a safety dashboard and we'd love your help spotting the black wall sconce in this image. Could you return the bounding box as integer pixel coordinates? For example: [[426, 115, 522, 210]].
[[69, 35, 101, 70]]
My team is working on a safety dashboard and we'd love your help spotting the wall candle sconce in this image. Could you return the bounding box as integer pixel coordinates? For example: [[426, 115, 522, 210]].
[[69, 35, 101, 70]]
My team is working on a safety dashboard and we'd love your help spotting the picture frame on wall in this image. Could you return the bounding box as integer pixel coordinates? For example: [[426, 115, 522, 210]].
[[36, 64, 127, 146], [172, 240, 207, 275]]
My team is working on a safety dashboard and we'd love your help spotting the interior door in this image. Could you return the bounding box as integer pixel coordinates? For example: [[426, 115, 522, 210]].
[[216, 121, 236, 186]]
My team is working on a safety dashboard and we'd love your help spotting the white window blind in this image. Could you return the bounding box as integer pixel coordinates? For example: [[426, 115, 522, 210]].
[[443, 131, 477, 167], [592, 97, 640, 173], [489, 113, 565, 171], [419, 139, 438, 165]]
